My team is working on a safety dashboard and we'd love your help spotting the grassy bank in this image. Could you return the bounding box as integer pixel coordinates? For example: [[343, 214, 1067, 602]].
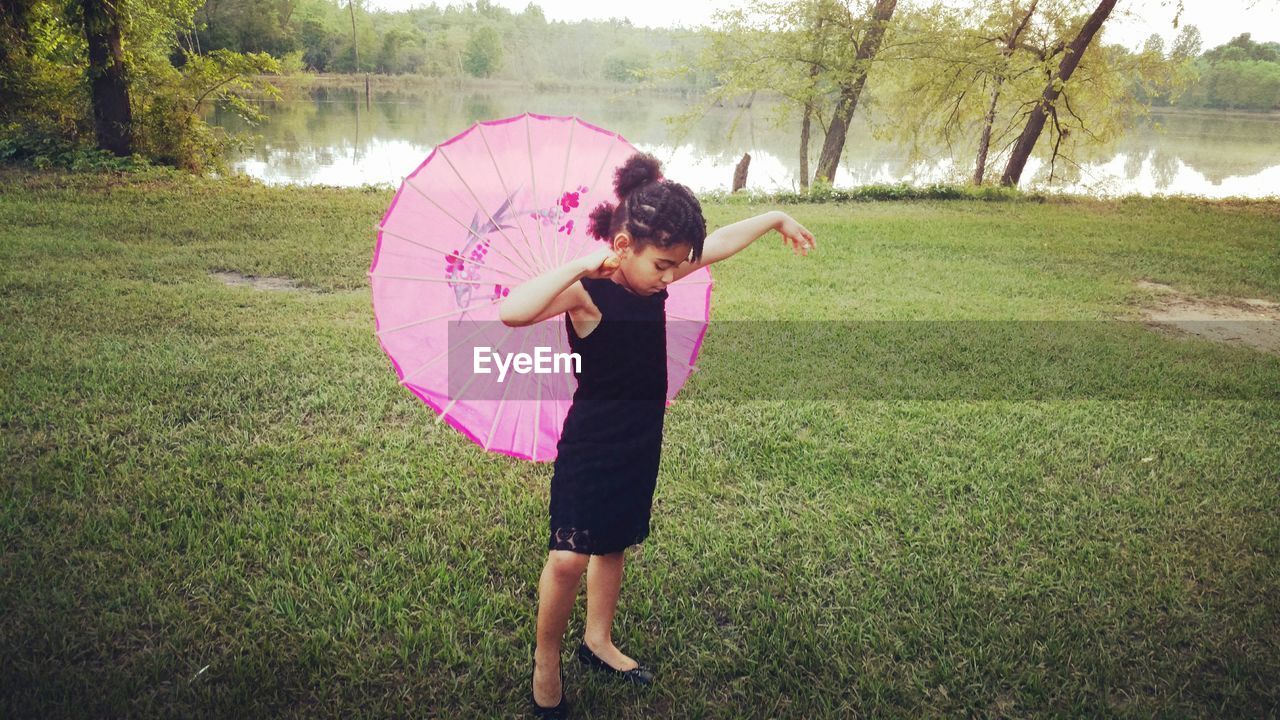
[[1, 168, 1277, 718]]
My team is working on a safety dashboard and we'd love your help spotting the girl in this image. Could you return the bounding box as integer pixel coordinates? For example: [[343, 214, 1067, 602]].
[[498, 152, 815, 718]]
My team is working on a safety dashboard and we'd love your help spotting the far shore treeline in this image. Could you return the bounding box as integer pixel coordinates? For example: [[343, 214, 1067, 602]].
[[1, 0, 1278, 181]]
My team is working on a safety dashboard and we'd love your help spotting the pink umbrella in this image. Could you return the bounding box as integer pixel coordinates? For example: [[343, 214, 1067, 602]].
[[369, 113, 713, 462]]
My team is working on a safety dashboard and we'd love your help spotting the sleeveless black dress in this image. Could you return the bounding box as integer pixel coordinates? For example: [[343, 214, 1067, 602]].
[[548, 276, 669, 555]]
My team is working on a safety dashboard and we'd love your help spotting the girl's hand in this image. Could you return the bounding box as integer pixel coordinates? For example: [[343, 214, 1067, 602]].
[[777, 214, 816, 256], [578, 247, 622, 279]]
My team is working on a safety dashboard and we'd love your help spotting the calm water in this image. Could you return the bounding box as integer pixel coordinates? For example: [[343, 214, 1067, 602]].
[[210, 86, 1280, 198]]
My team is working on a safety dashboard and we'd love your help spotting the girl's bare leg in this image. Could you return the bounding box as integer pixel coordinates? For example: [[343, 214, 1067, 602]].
[[533, 550, 589, 706], [583, 550, 639, 670]]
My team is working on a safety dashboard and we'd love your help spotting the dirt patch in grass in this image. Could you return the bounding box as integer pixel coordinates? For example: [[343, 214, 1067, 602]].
[[1135, 280, 1280, 355], [211, 270, 315, 292]]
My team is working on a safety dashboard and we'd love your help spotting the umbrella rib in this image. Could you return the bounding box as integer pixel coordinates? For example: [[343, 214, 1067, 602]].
[[590, 133, 623, 203], [565, 131, 625, 266], [400, 318, 497, 385], [376, 298, 501, 336], [524, 115, 557, 274], [555, 118, 577, 267], [375, 224, 526, 282], [402, 175, 542, 281], [435, 144, 543, 276], [573, 130, 627, 267], [476, 123, 548, 275], [530, 320, 547, 462], [438, 323, 518, 424], [481, 361, 519, 451], [372, 273, 504, 286], [667, 349, 699, 371]]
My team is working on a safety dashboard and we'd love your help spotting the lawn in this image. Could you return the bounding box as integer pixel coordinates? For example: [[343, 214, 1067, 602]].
[[2, 168, 1277, 718]]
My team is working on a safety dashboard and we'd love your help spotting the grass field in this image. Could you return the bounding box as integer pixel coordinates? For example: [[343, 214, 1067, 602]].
[[2, 168, 1278, 718]]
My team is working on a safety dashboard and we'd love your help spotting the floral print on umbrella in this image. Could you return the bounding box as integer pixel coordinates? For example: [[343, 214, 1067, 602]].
[[449, 185, 590, 310]]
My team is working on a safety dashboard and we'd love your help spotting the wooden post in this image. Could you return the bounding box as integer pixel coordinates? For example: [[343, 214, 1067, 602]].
[[732, 153, 751, 192]]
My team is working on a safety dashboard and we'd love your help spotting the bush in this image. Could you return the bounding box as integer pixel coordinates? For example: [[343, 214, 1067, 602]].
[[0, 123, 151, 172], [699, 181, 1044, 205]]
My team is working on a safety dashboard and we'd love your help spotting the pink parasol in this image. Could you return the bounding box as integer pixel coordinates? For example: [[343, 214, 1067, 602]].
[[369, 113, 713, 462]]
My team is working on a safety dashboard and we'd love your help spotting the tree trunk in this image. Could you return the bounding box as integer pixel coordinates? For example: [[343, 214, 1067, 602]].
[[974, 0, 1038, 185], [813, 0, 897, 185], [799, 14, 825, 192], [79, 0, 133, 156], [348, 0, 359, 72], [799, 103, 812, 192], [999, 0, 1117, 187], [0, 0, 34, 66], [973, 83, 1002, 185]]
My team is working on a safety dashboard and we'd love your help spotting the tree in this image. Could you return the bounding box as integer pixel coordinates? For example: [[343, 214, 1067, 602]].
[[864, 0, 1055, 185], [671, 0, 897, 190], [75, 0, 134, 155], [813, 0, 897, 183], [1170, 24, 1201, 59], [603, 47, 650, 82], [867, 0, 1190, 188], [1, 0, 279, 170], [346, 0, 359, 72], [797, 6, 831, 190], [463, 24, 502, 77], [999, 0, 1116, 186], [973, 0, 1040, 184]]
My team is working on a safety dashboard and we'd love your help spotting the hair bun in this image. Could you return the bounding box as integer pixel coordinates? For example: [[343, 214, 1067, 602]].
[[613, 152, 663, 199], [586, 201, 615, 241]]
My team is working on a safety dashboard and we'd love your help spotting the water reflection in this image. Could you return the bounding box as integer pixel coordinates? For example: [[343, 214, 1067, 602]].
[[209, 87, 1280, 198]]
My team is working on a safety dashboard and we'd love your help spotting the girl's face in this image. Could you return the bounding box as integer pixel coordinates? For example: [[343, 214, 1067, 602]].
[[611, 233, 692, 296]]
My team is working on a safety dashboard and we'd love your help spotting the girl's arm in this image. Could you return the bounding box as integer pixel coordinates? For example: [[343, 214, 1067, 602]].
[[671, 210, 815, 283], [499, 248, 619, 327]]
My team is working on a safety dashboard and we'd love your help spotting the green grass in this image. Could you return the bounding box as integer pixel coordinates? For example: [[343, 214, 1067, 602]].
[[2, 167, 1278, 718]]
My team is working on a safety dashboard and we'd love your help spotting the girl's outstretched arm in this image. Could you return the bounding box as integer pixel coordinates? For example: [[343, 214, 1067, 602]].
[[671, 210, 815, 282], [498, 248, 619, 327]]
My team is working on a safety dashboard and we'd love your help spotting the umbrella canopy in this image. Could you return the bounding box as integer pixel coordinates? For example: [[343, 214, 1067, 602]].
[[370, 113, 713, 462]]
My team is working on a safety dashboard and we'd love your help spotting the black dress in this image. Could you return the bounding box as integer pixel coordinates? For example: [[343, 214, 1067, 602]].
[[548, 276, 669, 555]]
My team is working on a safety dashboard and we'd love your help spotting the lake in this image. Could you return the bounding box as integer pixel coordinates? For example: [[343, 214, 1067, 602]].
[[210, 83, 1280, 198]]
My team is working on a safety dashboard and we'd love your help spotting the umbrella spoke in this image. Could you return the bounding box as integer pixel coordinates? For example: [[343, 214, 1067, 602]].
[[525, 115, 557, 274], [436, 143, 544, 276], [372, 273, 505, 286], [374, 224, 526, 282], [565, 131, 624, 267], [482, 363, 520, 451], [476, 123, 548, 277], [554, 119, 578, 268], [438, 323, 518, 424], [530, 320, 548, 462], [667, 349, 699, 372], [399, 319, 497, 385], [376, 298, 501, 336], [401, 175, 541, 281]]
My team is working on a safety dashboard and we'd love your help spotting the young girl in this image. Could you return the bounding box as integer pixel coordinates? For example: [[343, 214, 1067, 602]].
[[498, 152, 815, 718]]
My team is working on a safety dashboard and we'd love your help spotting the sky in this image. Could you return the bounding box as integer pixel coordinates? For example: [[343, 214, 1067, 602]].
[[360, 0, 1280, 52]]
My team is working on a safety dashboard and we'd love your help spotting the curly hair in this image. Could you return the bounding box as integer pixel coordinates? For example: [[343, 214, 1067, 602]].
[[585, 152, 706, 263]]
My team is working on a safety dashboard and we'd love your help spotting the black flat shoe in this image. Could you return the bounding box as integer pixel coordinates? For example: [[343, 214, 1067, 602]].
[[530, 658, 569, 718], [576, 641, 655, 686]]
